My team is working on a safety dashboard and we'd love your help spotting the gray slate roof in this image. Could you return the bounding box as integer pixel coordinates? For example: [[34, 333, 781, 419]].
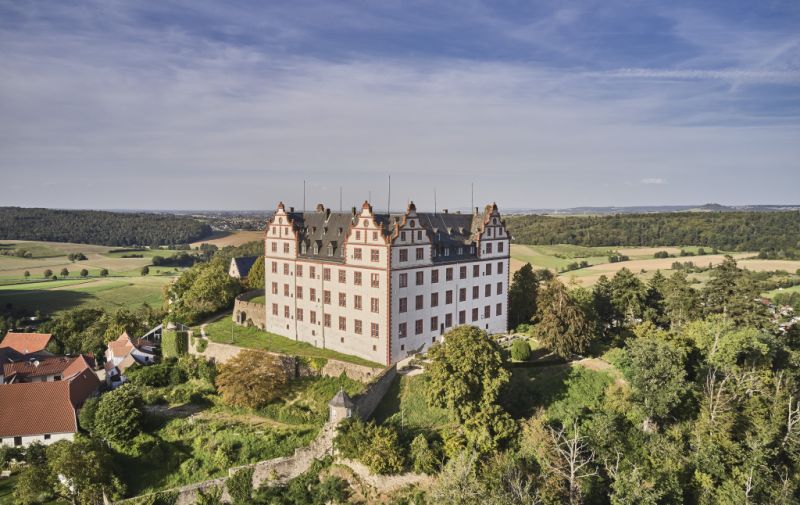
[[329, 389, 355, 408], [232, 256, 258, 276]]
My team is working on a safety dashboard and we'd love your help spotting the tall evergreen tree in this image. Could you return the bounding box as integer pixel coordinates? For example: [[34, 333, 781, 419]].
[[532, 278, 594, 359], [508, 262, 538, 330]]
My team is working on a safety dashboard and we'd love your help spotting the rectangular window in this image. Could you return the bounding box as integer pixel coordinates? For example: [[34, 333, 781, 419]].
[[445, 290, 453, 304], [371, 298, 380, 313], [415, 271, 424, 286], [399, 273, 408, 288], [323, 268, 331, 281], [271, 242, 277, 253], [355, 320, 362, 334], [272, 303, 278, 316], [297, 308, 303, 321], [485, 284, 491, 297], [284, 243, 290, 253], [399, 298, 407, 313], [486, 243, 493, 254], [339, 292, 346, 307], [484, 305, 491, 319], [371, 273, 380, 288], [446, 267, 453, 281], [354, 271, 362, 286], [473, 265, 480, 277], [271, 282, 278, 295], [284, 305, 290, 318], [496, 303, 502, 316], [297, 286, 303, 299], [498, 242, 504, 253], [459, 288, 466, 302], [431, 316, 438, 331], [472, 286, 479, 299], [431, 269, 439, 283], [324, 314, 331, 327], [371, 249, 380, 262], [310, 288, 316, 302], [445, 313, 453, 327], [339, 270, 346, 283], [356, 231, 361, 240], [271, 261, 277, 273], [459, 310, 466, 324], [371, 323, 379, 338], [399, 249, 408, 262], [460, 266, 467, 279], [310, 311, 317, 324], [498, 261, 504, 273], [497, 282, 503, 295], [284, 263, 290, 275], [472, 308, 479, 321], [354, 295, 362, 310], [354, 247, 362, 260], [339, 316, 346, 331], [399, 322, 407, 338], [284, 284, 290, 297], [296, 265, 303, 277], [431, 292, 439, 307], [324, 290, 331, 304], [417, 230, 422, 240], [415, 295, 423, 310], [416, 247, 424, 260], [486, 263, 492, 275], [415, 319, 423, 335], [44, 434, 51, 440], [310, 266, 316, 278]]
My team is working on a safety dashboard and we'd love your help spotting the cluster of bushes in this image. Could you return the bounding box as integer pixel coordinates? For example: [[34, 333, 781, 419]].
[[125, 355, 217, 406], [151, 252, 201, 267], [607, 253, 629, 263], [162, 330, 189, 357], [1, 247, 32, 257], [561, 260, 589, 272], [68, 252, 88, 261], [334, 418, 443, 475]]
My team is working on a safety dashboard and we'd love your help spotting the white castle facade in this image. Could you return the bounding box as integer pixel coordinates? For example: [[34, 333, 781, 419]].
[[263, 200, 510, 365]]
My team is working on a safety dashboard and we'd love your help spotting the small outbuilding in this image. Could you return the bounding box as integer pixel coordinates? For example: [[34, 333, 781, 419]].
[[328, 389, 355, 423]]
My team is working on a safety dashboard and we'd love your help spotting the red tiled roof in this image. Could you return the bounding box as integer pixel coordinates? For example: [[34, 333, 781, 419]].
[[107, 332, 134, 359], [3, 356, 77, 381], [0, 333, 52, 354], [67, 366, 100, 408], [0, 381, 77, 438]]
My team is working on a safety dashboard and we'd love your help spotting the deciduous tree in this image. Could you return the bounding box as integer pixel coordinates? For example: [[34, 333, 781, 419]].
[[216, 349, 289, 408], [532, 279, 594, 359], [508, 263, 538, 330]]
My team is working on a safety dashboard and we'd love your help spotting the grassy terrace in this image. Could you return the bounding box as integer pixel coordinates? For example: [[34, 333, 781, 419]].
[[202, 315, 384, 368]]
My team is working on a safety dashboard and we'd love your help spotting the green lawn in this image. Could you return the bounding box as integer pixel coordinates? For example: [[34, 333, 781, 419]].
[[763, 284, 800, 298], [0, 474, 66, 505], [511, 244, 613, 270], [249, 294, 266, 304], [202, 316, 384, 368], [372, 374, 452, 432]]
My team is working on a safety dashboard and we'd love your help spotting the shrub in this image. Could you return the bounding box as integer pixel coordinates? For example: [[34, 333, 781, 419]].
[[334, 419, 405, 474], [162, 330, 188, 357], [94, 384, 144, 443], [216, 350, 289, 408], [510, 339, 531, 361], [78, 397, 100, 433], [410, 434, 441, 474], [195, 337, 208, 353], [226, 467, 254, 505], [515, 323, 532, 334]]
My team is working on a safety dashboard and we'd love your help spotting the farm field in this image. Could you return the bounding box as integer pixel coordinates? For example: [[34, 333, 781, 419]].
[[190, 230, 263, 248], [0, 240, 182, 314], [510, 244, 800, 288]]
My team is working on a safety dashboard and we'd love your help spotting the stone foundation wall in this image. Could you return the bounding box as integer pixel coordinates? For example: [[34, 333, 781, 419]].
[[232, 290, 266, 330], [352, 365, 398, 420]]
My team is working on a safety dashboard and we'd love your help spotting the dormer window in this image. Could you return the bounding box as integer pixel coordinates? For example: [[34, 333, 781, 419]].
[[410, 220, 415, 227], [458, 247, 463, 255], [338, 228, 343, 236], [401, 231, 406, 241], [301, 242, 307, 254], [471, 245, 476, 254], [363, 219, 370, 226], [313, 243, 319, 254], [327, 243, 333, 256]]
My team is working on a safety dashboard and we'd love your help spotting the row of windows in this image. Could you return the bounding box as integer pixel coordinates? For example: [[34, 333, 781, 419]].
[[271, 263, 382, 287], [398, 247, 425, 262], [399, 283, 503, 312], [271, 284, 382, 312], [272, 304, 380, 337], [398, 261, 505, 287], [398, 304, 503, 337]]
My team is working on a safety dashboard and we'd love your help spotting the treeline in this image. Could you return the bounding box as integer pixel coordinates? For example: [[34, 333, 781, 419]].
[[506, 211, 800, 251], [0, 207, 213, 246]]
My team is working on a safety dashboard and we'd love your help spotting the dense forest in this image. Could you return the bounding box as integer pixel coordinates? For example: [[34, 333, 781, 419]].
[[506, 211, 800, 252], [0, 207, 212, 246]]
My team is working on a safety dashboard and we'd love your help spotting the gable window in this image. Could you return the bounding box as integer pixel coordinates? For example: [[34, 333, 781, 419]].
[[401, 231, 407, 241], [486, 243, 493, 254], [371, 249, 380, 262], [271, 261, 277, 273], [271, 243, 277, 252], [301, 242, 307, 254], [417, 231, 422, 240], [497, 282, 503, 295], [498, 242, 504, 253], [498, 261, 504, 273]]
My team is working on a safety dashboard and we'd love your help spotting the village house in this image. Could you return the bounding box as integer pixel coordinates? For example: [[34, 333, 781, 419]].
[[264, 200, 510, 365], [229, 256, 258, 280], [0, 362, 100, 447], [1, 354, 95, 384], [104, 331, 157, 386], [0, 332, 52, 355]]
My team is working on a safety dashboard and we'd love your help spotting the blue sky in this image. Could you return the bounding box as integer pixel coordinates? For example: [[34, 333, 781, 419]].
[[1, 0, 798, 210]]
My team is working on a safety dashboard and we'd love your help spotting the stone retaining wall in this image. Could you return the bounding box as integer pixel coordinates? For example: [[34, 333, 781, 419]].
[[352, 365, 398, 419], [232, 290, 266, 330]]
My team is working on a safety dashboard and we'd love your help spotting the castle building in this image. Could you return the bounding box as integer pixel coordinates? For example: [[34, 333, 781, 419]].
[[263, 200, 510, 365]]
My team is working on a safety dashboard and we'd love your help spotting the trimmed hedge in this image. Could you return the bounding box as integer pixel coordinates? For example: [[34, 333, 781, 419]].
[[163, 330, 188, 357]]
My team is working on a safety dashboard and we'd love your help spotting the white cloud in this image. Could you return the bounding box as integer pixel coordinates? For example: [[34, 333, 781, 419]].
[[641, 178, 667, 185]]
